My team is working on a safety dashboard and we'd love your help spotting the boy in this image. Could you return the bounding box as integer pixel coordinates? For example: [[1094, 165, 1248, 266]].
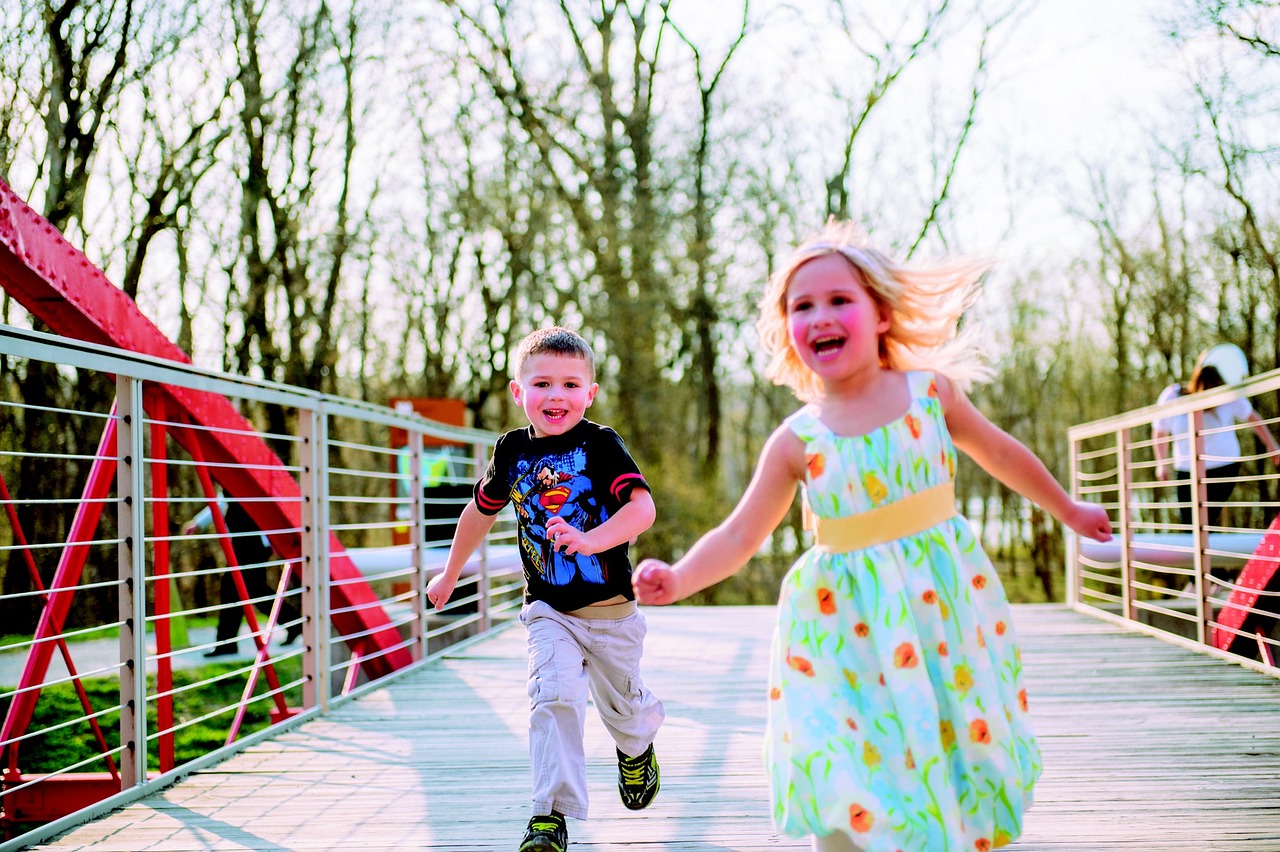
[[427, 327, 664, 852]]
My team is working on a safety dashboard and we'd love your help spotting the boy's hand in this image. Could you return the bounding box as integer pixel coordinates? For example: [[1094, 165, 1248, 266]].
[[633, 559, 680, 606], [426, 573, 456, 611], [546, 516, 594, 556], [1066, 501, 1113, 542]]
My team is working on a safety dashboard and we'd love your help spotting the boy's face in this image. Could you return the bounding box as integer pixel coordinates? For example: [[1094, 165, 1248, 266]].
[[510, 352, 598, 438]]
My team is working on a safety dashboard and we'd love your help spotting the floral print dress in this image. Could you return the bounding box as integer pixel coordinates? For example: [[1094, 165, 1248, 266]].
[[767, 371, 1040, 851]]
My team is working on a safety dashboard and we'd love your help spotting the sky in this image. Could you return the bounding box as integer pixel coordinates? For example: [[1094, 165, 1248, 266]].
[[961, 0, 1183, 260]]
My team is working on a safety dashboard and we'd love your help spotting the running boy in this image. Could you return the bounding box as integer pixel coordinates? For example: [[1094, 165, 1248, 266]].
[[427, 327, 664, 852]]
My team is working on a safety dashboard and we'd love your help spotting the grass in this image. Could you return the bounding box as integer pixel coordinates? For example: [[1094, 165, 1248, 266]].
[[2, 655, 306, 777]]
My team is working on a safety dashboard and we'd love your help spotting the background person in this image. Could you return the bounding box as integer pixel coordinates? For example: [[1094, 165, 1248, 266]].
[[1154, 364, 1280, 527], [182, 495, 302, 657]]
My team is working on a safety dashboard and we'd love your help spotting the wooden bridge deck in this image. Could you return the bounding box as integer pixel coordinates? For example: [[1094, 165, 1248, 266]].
[[26, 605, 1280, 851]]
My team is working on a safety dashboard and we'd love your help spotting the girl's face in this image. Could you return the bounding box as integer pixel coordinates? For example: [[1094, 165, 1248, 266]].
[[785, 254, 889, 385], [510, 352, 598, 438]]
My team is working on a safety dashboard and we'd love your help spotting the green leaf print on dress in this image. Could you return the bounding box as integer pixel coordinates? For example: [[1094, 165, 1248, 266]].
[[767, 372, 1041, 851]]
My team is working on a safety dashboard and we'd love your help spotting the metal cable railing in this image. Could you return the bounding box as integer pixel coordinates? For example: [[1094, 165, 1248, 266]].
[[0, 325, 519, 849], [1067, 366, 1280, 674]]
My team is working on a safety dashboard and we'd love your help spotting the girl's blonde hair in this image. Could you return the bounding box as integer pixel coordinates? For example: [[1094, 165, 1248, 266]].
[[757, 220, 992, 401]]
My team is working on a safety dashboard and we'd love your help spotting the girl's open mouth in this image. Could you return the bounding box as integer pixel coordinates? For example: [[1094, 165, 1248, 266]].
[[811, 335, 846, 358]]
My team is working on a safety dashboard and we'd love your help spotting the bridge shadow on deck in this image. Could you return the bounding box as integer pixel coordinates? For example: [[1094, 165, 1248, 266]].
[[24, 605, 1280, 851]]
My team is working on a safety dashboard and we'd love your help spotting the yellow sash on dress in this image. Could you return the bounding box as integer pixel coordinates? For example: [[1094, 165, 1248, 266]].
[[808, 481, 957, 554]]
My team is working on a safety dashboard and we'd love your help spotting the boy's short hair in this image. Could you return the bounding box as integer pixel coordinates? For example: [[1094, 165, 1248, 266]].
[[514, 327, 596, 381]]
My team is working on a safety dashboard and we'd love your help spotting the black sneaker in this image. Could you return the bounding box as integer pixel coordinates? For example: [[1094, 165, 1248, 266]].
[[617, 744, 660, 810], [518, 813, 567, 852]]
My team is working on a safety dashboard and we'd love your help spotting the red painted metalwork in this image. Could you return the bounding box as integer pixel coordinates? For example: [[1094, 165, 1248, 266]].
[[0, 773, 123, 825], [0, 414, 120, 778], [147, 393, 176, 772], [0, 175, 411, 829], [0, 177, 410, 677], [0, 466, 118, 781], [1212, 515, 1280, 655]]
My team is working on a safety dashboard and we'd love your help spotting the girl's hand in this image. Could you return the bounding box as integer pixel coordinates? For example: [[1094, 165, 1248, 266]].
[[633, 559, 681, 606], [1066, 501, 1112, 542]]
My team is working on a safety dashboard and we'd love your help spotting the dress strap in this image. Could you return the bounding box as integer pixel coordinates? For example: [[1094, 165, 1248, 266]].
[[905, 370, 937, 400]]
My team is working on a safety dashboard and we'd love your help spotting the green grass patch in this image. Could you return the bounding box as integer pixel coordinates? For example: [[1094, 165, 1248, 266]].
[[1, 657, 306, 776]]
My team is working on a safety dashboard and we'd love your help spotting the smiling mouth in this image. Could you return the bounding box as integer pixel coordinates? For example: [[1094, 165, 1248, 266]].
[[543, 409, 568, 421], [811, 335, 846, 357]]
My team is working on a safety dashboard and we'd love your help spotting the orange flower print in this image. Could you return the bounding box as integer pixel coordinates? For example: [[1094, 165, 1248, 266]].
[[864, 472, 888, 505], [806, 452, 825, 479], [937, 641, 949, 657], [878, 673, 886, 686], [817, 587, 836, 615], [843, 668, 859, 690], [995, 620, 1007, 636], [770, 687, 781, 700], [855, 622, 870, 638], [969, 718, 991, 744], [786, 651, 814, 677], [976, 839, 992, 852], [905, 413, 922, 439], [939, 719, 956, 750], [904, 748, 916, 770], [954, 664, 973, 694], [862, 741, 881, 767], [928, 379, 939, 397], [1018, 689, 1028, 713], [846, 717, 858, 731], [849, 803, 875, 833], [972, 574, 987, 590], [922, 589, 937, 605], [894, 642, 918, 669]]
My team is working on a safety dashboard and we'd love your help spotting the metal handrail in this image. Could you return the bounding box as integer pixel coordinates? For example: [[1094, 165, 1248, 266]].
[[0, 325, 521, 850], [1067, 365, 1280, 676]]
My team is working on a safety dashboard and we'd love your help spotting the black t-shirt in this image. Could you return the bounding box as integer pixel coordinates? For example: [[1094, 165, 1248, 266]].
[[473, 419, 650, 612]]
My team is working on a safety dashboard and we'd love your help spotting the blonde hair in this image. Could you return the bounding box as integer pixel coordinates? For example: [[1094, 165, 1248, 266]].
[[756, 220, 992, 401]]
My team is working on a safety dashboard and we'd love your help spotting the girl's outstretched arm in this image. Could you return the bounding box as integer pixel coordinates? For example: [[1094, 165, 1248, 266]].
[[939, 375, 1112, 542], [634, 423, 804, 605]]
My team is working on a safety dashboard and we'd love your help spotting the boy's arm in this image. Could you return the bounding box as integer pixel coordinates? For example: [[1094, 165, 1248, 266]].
[[545, 488, 655, 557], [427, 501, 499, 610]]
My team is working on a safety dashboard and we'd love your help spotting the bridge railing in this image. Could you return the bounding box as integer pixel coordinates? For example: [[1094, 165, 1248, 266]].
[[0, 325, 520, 849], [1067, 368, 1280, 674]]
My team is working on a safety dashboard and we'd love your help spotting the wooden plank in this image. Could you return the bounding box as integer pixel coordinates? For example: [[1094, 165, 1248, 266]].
[[25, 605, 1280, 850]]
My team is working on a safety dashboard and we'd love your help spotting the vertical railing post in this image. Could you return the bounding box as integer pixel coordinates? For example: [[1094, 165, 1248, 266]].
[[475, 439, 490, 632], [116, 377, 148, 789], [311, 405, 334, 709], [1116, 428, 1134, 622], [408, 428, 427, 661], [1067, 434, 1080, 607], [1190, 409, 1210, 646], [298, 405, 325, 711]]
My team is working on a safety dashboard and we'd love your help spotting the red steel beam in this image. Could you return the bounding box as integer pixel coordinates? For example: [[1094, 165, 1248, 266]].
[[0, 178, 410, 677]]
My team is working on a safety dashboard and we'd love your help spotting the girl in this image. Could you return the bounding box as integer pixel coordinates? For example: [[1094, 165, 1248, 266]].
[[633, 221, 1112, 852]]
